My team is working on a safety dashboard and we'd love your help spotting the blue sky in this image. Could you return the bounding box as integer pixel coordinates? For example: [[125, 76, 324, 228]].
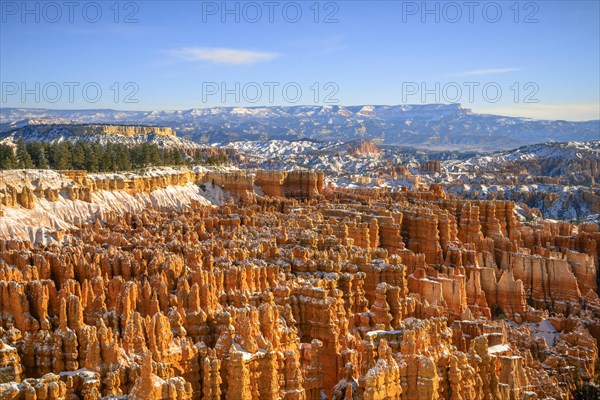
[[1, 0, 599, 120]]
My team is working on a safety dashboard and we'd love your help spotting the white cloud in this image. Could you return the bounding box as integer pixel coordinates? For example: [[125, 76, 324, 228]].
[[168, 47, 279, 65], [457, 67, 522, 76]]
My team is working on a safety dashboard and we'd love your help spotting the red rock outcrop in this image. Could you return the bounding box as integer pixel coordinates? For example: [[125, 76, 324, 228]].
[[421, 160, 441, 174], [346, 139, 381, 156], [203, 170, 256, 204], [255, 170, 324, 199]]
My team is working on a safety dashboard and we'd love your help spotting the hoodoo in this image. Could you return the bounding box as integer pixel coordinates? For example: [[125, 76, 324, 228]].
[[0, 168, 598, 399]]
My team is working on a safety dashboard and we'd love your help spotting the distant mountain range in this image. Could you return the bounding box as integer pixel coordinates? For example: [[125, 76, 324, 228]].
[[1, 104, 598, 151]]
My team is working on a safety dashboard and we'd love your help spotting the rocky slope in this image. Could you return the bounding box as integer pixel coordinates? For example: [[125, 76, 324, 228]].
[[2, 105, 598, 151], [0, 169, 598, 399]]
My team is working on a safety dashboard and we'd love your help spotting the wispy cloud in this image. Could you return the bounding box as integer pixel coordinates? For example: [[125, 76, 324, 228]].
[[455, 67, 522, 76], [168, 47, 279, 65]]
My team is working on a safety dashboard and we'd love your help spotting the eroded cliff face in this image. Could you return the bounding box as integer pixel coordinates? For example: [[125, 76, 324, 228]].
[[58, 124, 176, 137], [255, 170, 324, 200], [0, 170, 598, 399], [0, 168, 324, 242]]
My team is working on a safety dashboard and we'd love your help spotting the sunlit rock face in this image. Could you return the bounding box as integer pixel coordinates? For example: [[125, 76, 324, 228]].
[[0, 169, 598, 399]]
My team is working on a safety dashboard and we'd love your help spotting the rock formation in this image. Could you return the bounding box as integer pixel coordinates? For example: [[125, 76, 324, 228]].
[[255, 170, 324, 200], [421, 160, 441, 174], [0, 168, 598, 399]]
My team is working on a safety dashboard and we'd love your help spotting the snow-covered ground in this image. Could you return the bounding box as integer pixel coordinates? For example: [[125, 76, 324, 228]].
[[214, 139, 411, 175], [0, 169, 217, 243], [218, 139, 600, 222], [507, 319, 560, 347]]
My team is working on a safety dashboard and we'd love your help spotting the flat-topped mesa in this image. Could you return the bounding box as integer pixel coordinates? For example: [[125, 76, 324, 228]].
[[254, 170, 324, 200], [68, 124, 176, 137]]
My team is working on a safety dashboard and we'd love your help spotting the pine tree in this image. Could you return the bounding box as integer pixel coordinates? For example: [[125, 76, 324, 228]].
[[141, 143, 152, 167], [130, 145, 142, 168], [56, 142, 73, 170], [37, 150, 49, 169], [27, 142, 49, 169], [163, 149, 173, 165], [0, 144, 18, 169], [47, 143, 58, 169], [115, 145, 131, 171], [1, 140, 203, 172], [16, 140, 34, 169], [171, 149, 184, 165], [71, 142, 86, 170], [85, 143, 100, 172], [99, 144, 112, 171]]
